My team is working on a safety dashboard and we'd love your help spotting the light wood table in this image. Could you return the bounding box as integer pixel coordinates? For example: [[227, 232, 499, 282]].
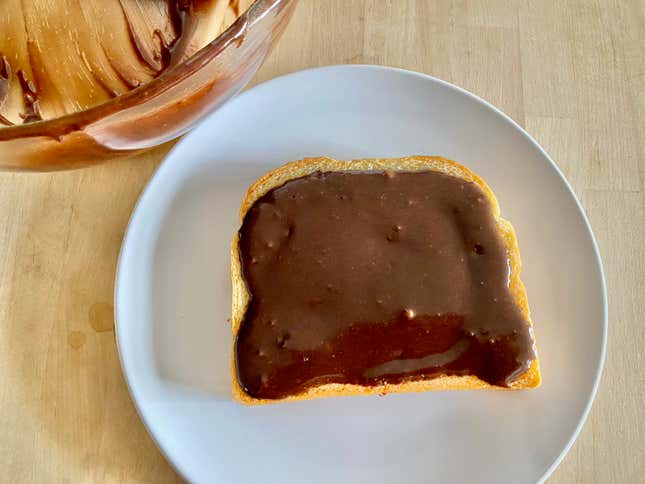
[[1, 1, 643, 482]]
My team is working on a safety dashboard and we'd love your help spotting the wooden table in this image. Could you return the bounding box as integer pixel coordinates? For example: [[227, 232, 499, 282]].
[[1, 1, 643, 482]]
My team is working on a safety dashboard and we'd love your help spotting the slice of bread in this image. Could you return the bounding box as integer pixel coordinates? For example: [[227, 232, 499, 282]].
[[231, 156, 541, 405]]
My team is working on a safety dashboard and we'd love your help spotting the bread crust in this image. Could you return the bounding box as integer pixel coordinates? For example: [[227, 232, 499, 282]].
[[231, 156, 541, 405]]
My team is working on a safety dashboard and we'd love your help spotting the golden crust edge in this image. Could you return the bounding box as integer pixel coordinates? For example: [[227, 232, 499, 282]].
[[230, 156, 541, 405]]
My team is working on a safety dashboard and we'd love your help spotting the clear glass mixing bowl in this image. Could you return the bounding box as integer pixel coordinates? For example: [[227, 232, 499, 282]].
[[0, 0, 297, 171]]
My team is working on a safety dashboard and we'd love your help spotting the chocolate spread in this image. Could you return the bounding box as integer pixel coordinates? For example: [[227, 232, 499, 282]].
[[235, 170, 536, 399]]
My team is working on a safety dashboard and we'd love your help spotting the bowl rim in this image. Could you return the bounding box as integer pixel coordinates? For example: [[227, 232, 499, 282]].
[[0, 0, 287, 141]]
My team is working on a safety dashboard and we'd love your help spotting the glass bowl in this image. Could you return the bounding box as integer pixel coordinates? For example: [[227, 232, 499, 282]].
[[0, 0, 297, 171]]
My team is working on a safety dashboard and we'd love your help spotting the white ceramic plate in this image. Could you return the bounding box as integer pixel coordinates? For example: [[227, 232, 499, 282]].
[[115, 65, 606, 484]]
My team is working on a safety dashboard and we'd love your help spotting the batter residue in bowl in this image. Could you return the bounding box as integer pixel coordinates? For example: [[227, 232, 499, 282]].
[[0, 0, 251, 124]]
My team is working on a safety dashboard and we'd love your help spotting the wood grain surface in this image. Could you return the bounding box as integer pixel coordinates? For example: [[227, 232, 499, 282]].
[[1, 1, 643, 482]]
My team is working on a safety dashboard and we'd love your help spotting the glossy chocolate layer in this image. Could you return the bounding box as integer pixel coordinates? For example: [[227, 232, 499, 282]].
[[235, 170, 536, 399]]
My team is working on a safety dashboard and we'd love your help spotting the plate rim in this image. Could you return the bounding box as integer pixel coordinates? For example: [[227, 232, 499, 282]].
[[114, 64, 608, 483]]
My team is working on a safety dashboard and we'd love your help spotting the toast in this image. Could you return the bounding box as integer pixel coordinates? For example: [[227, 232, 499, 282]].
[[231, 156, 540, 405]]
